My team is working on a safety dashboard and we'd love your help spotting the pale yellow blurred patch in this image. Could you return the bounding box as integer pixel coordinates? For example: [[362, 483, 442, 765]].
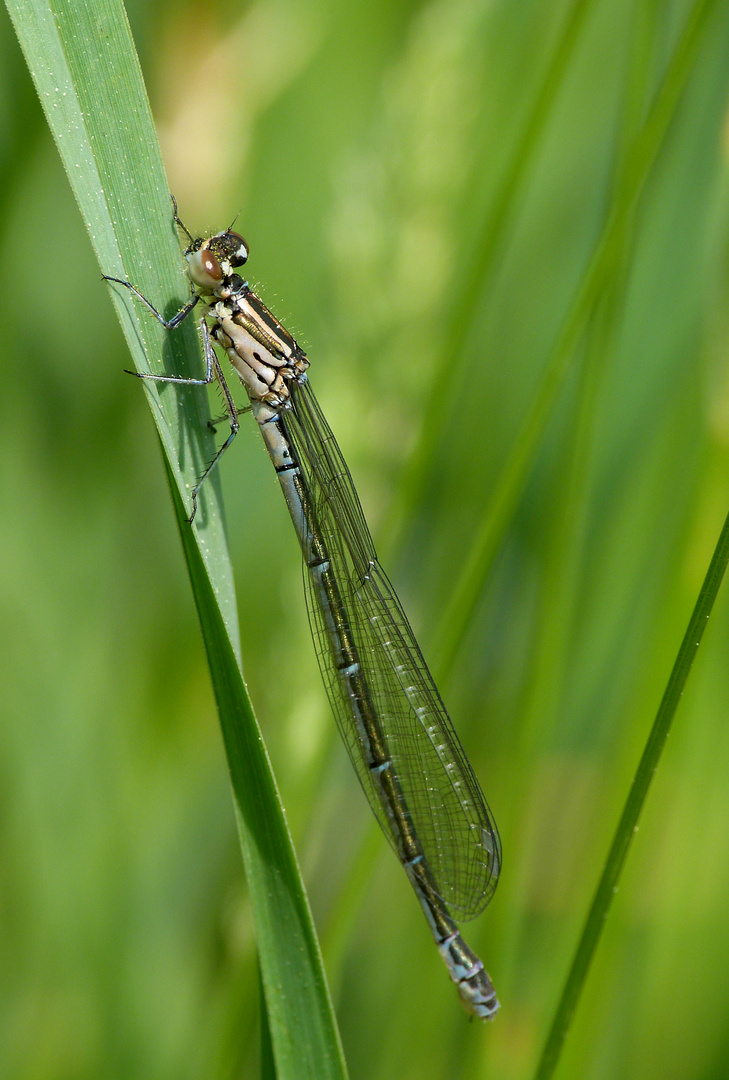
[[328, 0, 490, 337], [156, 0, 327, 216]]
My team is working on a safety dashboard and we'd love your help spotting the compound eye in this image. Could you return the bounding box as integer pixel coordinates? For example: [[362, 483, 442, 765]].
[[187, 248, 223, 291], [227, 232, 249, 267]]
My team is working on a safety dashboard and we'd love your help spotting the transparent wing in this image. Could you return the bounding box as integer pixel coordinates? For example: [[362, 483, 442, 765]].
[[281, 376, 501, 921]]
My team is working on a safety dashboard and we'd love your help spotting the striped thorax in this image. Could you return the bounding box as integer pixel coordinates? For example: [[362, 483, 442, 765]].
[[185, 226, 309, 404]]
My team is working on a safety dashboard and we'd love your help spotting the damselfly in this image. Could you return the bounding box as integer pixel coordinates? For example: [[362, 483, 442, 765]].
[[105, 202, 502, 1018]]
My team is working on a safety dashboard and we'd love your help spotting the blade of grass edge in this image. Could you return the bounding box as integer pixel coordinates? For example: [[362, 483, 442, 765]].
[[533, 507, 729, 1080], [5, 1, 347, 1076], [170, 466, 347, 1080]]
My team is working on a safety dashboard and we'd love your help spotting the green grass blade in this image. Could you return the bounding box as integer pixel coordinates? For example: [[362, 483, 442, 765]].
[[390, 0, 593, 554], [170, 470, 347, 1079], [534, 505, 729, 1080], [432, 0, 720, 679], [5, 0, 346, 1076]]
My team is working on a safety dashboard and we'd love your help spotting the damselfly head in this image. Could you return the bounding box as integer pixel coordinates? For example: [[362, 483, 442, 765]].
[[185, 230, 249, 293]]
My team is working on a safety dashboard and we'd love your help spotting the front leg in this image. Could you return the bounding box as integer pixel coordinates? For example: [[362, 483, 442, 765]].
[[105, 278, 240, 522], [130, 315, 241, 522], [105, 274, 216, 389], [103, 274, 201, 330]]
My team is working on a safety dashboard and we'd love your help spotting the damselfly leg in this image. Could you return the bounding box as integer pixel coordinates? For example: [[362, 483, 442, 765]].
[[103, 276, 239, 522]]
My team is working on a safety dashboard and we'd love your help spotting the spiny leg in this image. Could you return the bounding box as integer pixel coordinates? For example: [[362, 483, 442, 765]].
[[103, 275, 202, 333], [104, 274, 241, 521], [170, 194, 195, 247], [208, 405, 252, 431], [122, 314, 240, 522], [186, 320, 240, 523]]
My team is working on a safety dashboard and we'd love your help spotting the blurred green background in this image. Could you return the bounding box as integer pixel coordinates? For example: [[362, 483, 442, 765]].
[[2, 0, 729, 1077]]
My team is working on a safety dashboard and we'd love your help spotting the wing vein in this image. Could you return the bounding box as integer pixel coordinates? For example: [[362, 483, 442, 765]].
[[281, 376, 501, 920]]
